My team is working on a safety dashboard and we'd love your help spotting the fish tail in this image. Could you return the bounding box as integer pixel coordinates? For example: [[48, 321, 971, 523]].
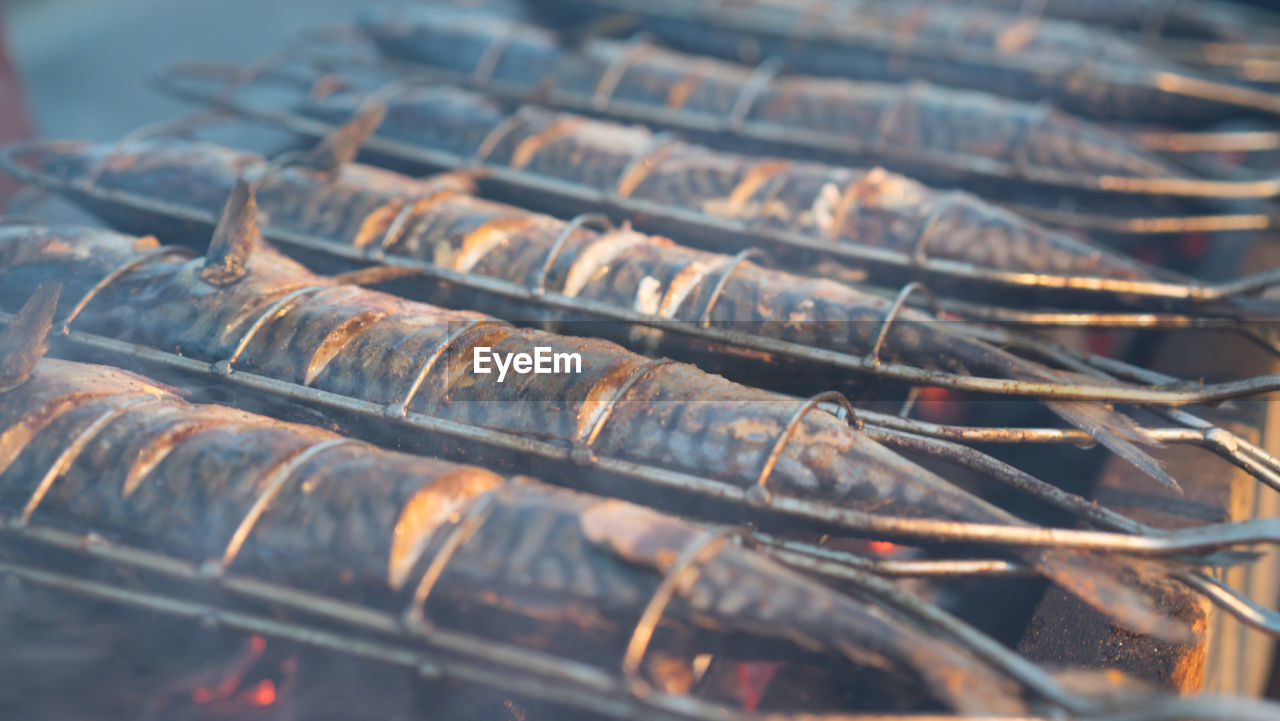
[[992, 349, 1179, 493], [1044, 399, 1179, 494]]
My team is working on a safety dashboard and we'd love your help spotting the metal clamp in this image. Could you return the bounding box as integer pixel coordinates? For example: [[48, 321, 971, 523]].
[[474, 112, 534, 165], [572, 359, 676, 465], [866, 281, 942, 366], [724, 56, 786, 131], [910, 190, 966, 265], [401, 480, 520, 631], [20, 395, 162, 525], [470, 30, 517, 88], [532, 213, 617, 295], [353, 75, 430, 117], [365, 190, 458, 260], [392, 320, 510, 418], [868, 81, 924, 153], [213, 48, 306, 105], [60, 248, 194, 335], [752, 391, 863, 508], [217, 286, 328, 373], [696, 248, 772, 327], [83, 113, 224, 189], [592, 36, 653, 111], [615, 132, 678, 198], [620, 527, 741, 696], [362, 199, 423, 260], [218, 438, 357, 570]]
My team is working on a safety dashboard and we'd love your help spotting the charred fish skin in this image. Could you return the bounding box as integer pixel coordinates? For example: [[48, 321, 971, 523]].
[[359, 5, 1185, 184], [0, 354, 1025, 713], [0, 223, 1011, 525], [275, 78, 1154, 283], [523, 0, 1250, 124]]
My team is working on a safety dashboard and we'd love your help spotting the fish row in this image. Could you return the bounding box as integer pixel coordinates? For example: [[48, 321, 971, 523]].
[[0, 180, 1189, 642], [0, 285, 1024, 714], [18, 119, 1173, 485], [194, 60, 1161, 284], [513, 0, 1280, 124]]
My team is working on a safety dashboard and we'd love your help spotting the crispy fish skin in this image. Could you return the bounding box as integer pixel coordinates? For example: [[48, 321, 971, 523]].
[[361, 6, 1184, 182], [517, 0, 1248, 123], [0, 220, 1189, 642], [0, 357, 1024, 713], [276, 80, 1156, 282]]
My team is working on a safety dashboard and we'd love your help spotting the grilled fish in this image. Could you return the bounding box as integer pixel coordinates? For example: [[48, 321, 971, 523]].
[[514, 0, 1280, 124], [361, 5, 1191, 188], [0, 184, 1188, 642], [232, 69, 1163, 284], [0, 287, 1025, 714], [21, 131, 1173, 489]]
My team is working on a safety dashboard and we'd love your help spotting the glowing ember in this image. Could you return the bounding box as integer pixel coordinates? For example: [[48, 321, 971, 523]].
[[867, 540, 899, 555], [735, 661, 781, 712], [916, 387, 964, 424], [242, 679, 277, 707], [189, 635, 272, 706]]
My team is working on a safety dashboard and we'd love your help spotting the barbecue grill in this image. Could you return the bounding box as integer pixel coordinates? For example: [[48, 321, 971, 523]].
[[3, 1, 1280, 719]]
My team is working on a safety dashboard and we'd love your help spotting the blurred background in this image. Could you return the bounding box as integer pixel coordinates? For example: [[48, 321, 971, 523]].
[[1, 0, 360, 140]]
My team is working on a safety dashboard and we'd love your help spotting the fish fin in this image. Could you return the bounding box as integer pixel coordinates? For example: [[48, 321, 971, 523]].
[[200, 178, 261, 286], [290, 102, 386, 176], [1046, 400, 1180, 494], [0, 281, 61, 392], [994, 350, 1179, 493], [1029, 548, 1195, 644]]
